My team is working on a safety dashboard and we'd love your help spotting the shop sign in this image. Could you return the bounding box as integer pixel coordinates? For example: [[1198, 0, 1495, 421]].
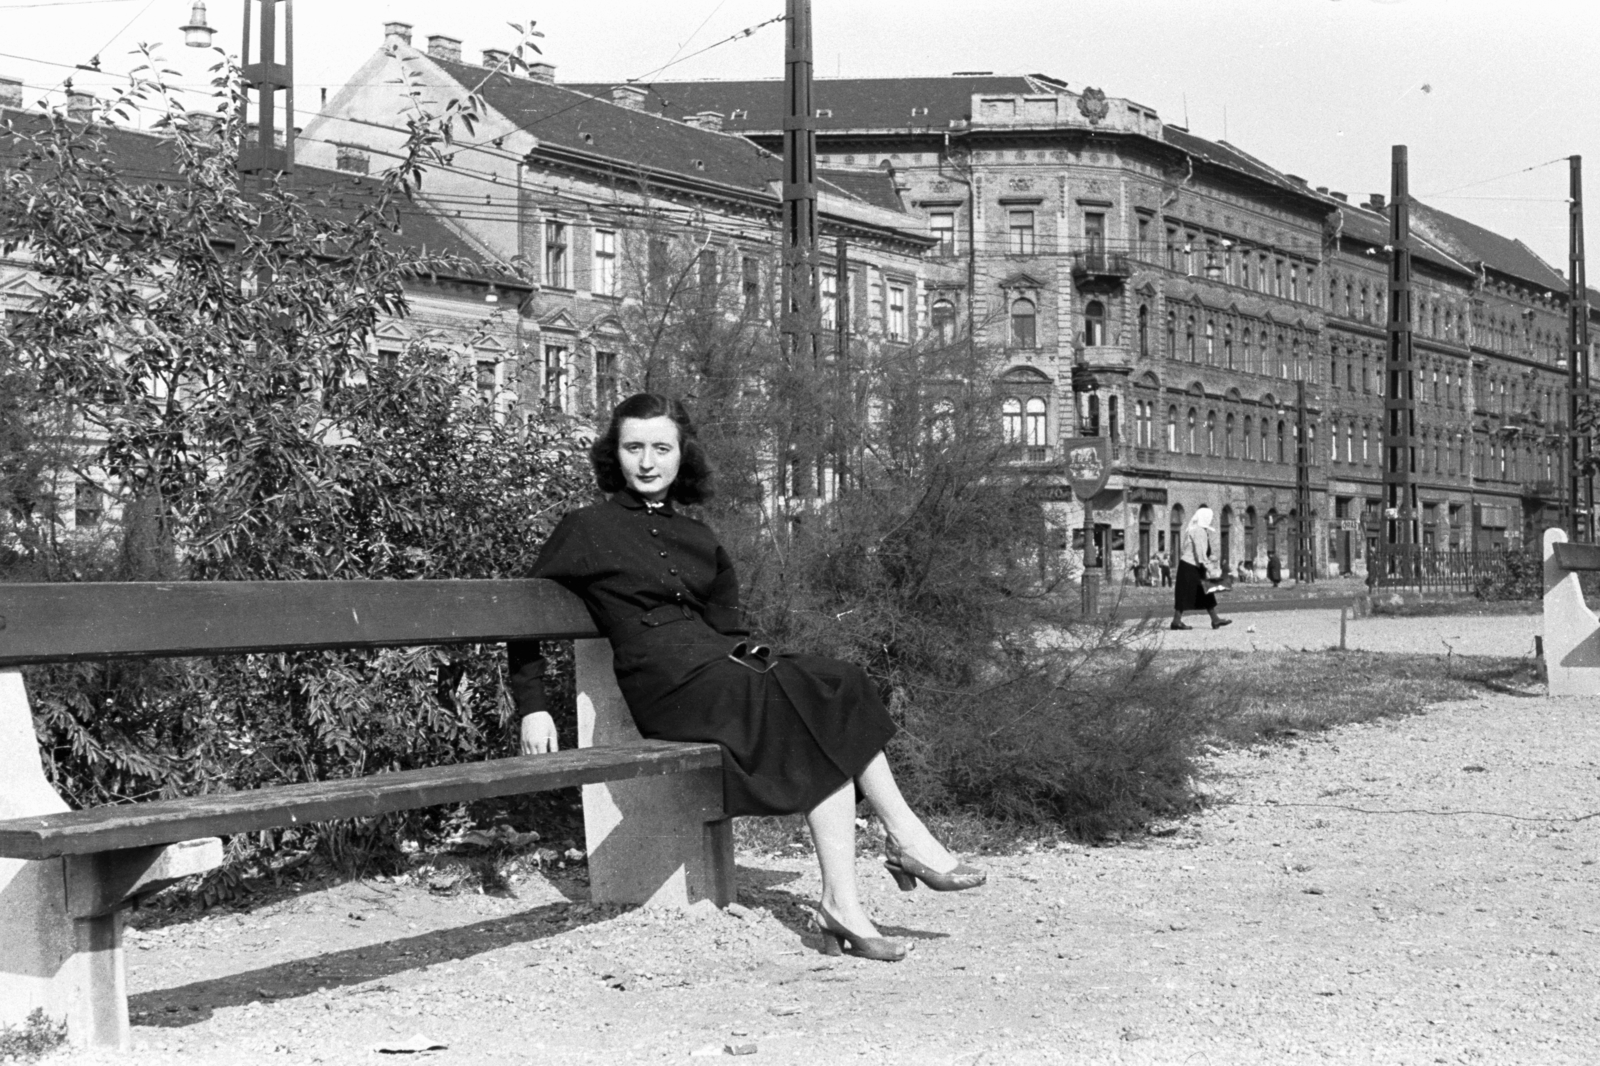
[[1060, 436, 1112, 502], [1126, 486, 1168, 505]]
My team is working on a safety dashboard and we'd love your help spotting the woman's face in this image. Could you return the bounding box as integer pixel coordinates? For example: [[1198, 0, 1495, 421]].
[[617, 415, 682, 501]]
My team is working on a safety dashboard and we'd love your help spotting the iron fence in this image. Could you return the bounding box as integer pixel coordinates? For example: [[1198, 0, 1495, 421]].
[[1367, 546, 1529, 592]]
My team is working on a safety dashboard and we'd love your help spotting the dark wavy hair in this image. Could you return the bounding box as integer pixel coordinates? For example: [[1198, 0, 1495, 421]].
[[590, 393, 714, 505]]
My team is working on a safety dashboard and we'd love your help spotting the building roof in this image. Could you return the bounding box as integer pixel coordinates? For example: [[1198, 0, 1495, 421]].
[[1332, 199, 1474, 277], [0, 107, 525, 287], [1162, 128, 1318, 202], [817, 168, 903, 211], [562, 75, 1049, 134], [1410, 201, 1569, 293]]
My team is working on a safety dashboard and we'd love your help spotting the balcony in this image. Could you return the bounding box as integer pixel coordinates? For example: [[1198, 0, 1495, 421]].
[[1520, 480, 1558, 499], [1071, 250, 1133, 283], [1079, 344, 1132, 373]]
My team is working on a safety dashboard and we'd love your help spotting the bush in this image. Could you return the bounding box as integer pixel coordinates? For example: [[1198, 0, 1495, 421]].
[[1474, 549, 1542, 601]]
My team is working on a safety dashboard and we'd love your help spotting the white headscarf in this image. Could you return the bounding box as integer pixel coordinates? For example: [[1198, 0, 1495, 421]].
[[1189, 506, 1215, 533]]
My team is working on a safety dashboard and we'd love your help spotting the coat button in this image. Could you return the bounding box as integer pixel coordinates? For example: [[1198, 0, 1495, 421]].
[[669, 568, 679, 575], [659, 550, 668, 557], [650, 529, 660, 537]]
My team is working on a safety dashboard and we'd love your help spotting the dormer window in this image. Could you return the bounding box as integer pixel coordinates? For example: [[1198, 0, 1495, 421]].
[[816, 108, 833, 118], [730, 109, 748, 121]]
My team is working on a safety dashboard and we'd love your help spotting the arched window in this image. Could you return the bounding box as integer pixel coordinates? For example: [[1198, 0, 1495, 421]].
[[1186, 315, 1197, 362], [1206, 410, 1217, 455], [1169, 504, 1186, 558], [1086, 394, 1101, 436], [1225, 412, 1236, 457], [1242, 329, 1253, 374], [1025, 397, 1047, 447], [1244, 416, 1254, 459], [1276, 420, 1286, 463], [1001, 398, 1023, 443], [1187, 408, 1198, 453], [1108, 395, 1120, 440], [1224, 323, 1234, 369], [1010, 298, 1036, 348], [1260, 417, 1269, 462], [1084, 299, 1107, 346], [931, 298, 957, 345], [1205, 320, 1216, 365], [1166, 405, 1178, 452], [1166, 310, 1177, 358], [1138, 304, 1149, 356]]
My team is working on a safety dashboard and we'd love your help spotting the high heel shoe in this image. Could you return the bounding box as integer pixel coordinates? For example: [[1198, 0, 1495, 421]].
[[883, 835, 987, 893], [812, 907, 906, 962]]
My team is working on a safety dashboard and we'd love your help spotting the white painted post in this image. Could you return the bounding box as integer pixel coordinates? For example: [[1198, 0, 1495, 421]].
[[573, 639, 734, 907], [1543, 527, 1600, 696]]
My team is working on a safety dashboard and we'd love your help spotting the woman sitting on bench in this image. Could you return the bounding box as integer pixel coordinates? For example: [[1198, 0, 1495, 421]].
[[510, 393, 984, 962]]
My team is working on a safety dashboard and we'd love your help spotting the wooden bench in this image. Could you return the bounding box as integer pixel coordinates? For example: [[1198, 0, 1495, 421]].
[[1542, 528, 1600, 695], [0, 580, 733, 1049]]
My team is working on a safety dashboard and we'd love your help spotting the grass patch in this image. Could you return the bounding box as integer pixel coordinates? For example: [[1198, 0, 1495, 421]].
[[1181, 649, 1544, 745], [0, 1009, 66, 1062], [1370, 598, 1540, 619]]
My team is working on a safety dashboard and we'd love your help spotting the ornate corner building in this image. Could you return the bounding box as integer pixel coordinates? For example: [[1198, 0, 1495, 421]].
[[567, 71, 1600, 580]]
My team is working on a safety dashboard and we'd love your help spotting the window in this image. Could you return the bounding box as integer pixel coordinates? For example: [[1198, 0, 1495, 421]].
[[1011, 297, 1036, 348], [742, 256, 761, 315], [74, 478, 103, 529], [1084, 300, 1106, 347], [1186, 315, 1196, 362], [821, 271, 838, 329], [1166, 310, 1177, 358], [1166, 227, 1179, 270], [930, 211, 956, 255], [869, 276, 885, 328], [542, 345, 569, 410], [595, 351, 619, 412], [1225, 413, 1236, 457], [1138, 304, 1149, 355], [1001, 398, 1023, 443], [1108, 395, 1119, 440], [1136, 215, 1151, 258], [1166, 406, 1178, 452], [697, 248, 718, 301], [932, 298, 957, 344], [1224, 323, 1234, 369], [1025, 398, 1048, 447], [1010, 210, 1036, 255], [1242, 329, 1252, 374], [1241, 257, 1251, 290], [1244, 416, 1254, 460], [1260, 418, 1269, 462], [476, 360, 499, 406], [1206, 410, 1217, 455], [1276, 420, 1286, 463], [1204, 320, 1215, 365], [887, 284, 908, 341], [592, 229, 617, 295], [544, 220, 568, 287], [1187, 408, 1197, 453], [1083, 211, 1105, 254], [1274, 259, 1284, 297], [1290, 263, 1299, 302]]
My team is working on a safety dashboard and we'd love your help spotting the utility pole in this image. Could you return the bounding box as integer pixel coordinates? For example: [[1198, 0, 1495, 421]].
[[834, 236, 850, 491], [1295, 377, 1313, 583], [779, 0, 819, 367], [239, 0, 295, 178], [1383, 145, 1420, 583], [1569, 155, 1590, 541]]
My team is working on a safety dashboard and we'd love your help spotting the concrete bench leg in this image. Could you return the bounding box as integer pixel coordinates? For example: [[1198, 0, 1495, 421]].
[[1, 672, 225, 1049], [574, 639, 735, 908], [1544, 527, 1600, 696]]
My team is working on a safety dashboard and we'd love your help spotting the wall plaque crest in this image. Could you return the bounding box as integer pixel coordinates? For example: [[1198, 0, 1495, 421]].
[[1077, 87, 1110, 125]]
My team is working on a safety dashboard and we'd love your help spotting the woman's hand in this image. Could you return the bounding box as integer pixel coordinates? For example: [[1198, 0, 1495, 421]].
[[520, 712, 559, 754]]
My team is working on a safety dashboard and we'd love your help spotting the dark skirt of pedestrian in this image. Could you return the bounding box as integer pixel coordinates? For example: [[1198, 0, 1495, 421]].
[[1173, 559, 1217, 613]]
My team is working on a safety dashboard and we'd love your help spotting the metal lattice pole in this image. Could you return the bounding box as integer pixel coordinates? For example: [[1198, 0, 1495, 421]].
[[1570, 155, 1589, 541], [1384, 145, 1420, 583], [239, 0, 294, 178]]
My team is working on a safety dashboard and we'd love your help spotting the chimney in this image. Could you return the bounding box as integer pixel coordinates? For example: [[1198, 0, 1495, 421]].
[[383, 21, 412, 47], [426, 35, 462, 63], [67, 90, 95, 122], [527, 61, 556, 84], [335, 144, 370, 175], [1331, 191, 1348, 202], [1368, 193, 1387, 210], [1315, 185, 1329, 195], [482, 48, 511, 70], [1286, 173, 1308, 187], [0, 75, 21, 110], [611, 85, 648, 111], [689, 111, 724, 132]]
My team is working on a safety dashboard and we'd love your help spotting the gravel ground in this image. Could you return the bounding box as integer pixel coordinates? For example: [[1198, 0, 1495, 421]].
[[42, 630, 1599, 1066], [1161, 607, 1543, 658]]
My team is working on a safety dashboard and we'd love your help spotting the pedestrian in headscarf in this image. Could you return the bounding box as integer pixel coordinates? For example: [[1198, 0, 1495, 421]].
[[1171, 505, 1232, 631]]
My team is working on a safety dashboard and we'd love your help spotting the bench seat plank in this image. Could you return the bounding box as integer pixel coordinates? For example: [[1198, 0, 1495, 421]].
[[0, 741, 722, 860], [0, 580, 599, 667], [1552, 542, 1600, 573]]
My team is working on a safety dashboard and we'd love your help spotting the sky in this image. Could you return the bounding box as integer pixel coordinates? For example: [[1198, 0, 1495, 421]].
[[3, 0, 1597, 276]]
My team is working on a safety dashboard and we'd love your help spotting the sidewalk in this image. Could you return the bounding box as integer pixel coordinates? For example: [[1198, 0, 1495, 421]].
[[1155, 608, 1542, 657]]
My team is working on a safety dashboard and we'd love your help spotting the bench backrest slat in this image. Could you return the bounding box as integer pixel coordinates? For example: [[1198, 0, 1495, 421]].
[[1552, 542, 1600, 573], [0, 580, 600, 666]]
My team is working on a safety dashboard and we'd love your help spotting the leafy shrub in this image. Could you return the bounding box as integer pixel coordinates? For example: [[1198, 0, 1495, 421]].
[[1474, 549, 1542, 601], [0, 1009, 65, 1062]]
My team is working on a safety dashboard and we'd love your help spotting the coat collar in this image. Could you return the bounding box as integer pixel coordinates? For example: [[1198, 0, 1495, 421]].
[[611, 489, 676, 516]]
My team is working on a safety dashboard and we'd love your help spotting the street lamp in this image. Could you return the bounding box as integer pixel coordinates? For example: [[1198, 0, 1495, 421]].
[[181, 1, 215, 48]]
